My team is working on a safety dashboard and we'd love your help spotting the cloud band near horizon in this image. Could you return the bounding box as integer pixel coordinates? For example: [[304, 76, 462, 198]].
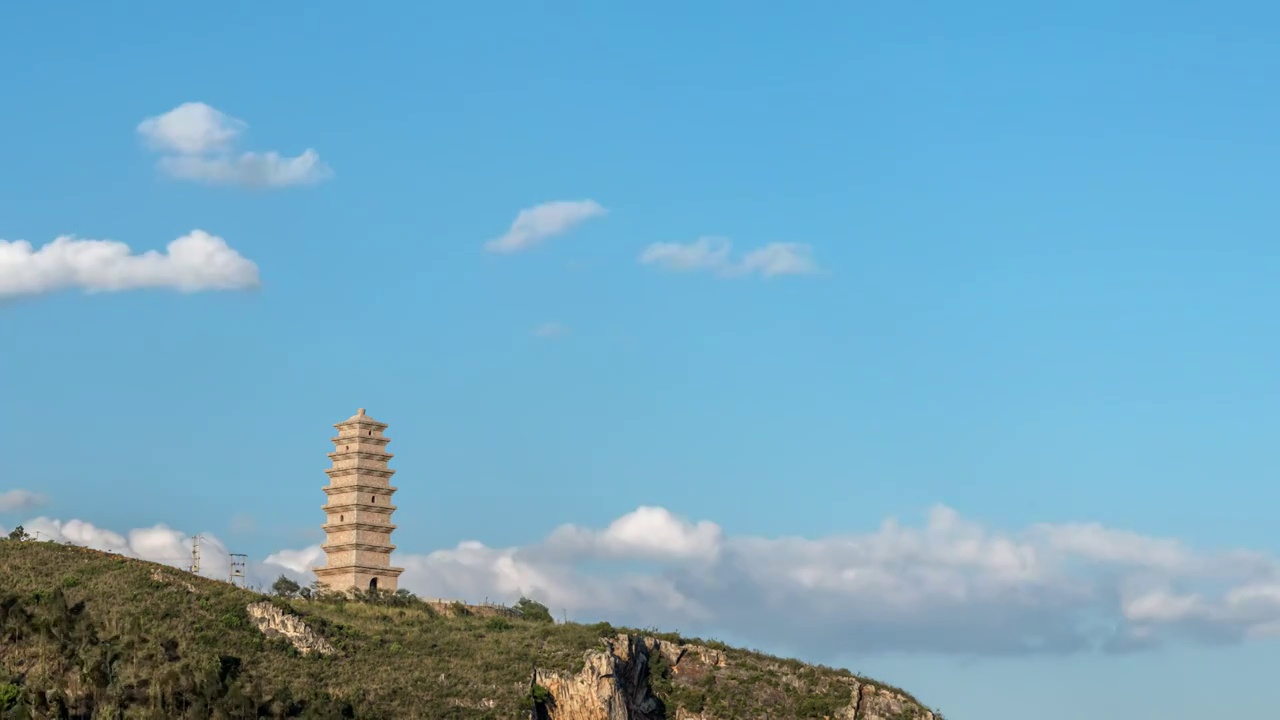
[[4, 495, 1278, 659]]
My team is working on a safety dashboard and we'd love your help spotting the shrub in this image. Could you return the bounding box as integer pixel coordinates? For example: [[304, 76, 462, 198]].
[[0, 683, 20, 710], [272, 575, 301, 598], [219, 611, 248, 631], [520, 682, 553, 710], [514, 596, 554, 624]]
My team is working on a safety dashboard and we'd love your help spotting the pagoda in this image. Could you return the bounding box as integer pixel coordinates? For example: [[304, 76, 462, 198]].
[[313, 408, 405, 593]]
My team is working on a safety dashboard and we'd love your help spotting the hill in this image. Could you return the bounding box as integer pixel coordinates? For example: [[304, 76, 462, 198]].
[[0, 537, 942, 719]]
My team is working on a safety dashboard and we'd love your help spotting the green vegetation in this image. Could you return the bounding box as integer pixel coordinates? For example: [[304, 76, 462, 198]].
[[0, 538, 930, 719], [645, 642, 893, 720], [270, 575, 301, 598], [512, 597, 554, 624]]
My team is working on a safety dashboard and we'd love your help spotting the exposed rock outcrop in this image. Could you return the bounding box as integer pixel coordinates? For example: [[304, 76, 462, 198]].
[[538, 634, 663, 720], [535, 634, 933, 720], [246, 601, 336, 656], [841, 682, 934, 720]]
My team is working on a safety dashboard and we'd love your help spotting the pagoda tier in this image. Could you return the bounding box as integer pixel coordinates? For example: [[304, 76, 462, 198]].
[[313, 408, 405, 593]]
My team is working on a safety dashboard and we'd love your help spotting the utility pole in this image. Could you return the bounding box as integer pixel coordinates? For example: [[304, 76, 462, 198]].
[[228, 553, 247, 587], [189, 535, 201, 575]]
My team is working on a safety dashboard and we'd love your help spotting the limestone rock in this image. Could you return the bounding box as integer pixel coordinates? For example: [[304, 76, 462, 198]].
[[538, 634, 663, 720], [845, 682, 935, 720], [654, 640, 727, 671], [246, 601, 337, 656], [536, 633, 934, 720]]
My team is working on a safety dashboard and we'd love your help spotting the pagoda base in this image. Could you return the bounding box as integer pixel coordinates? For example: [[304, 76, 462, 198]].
[[313, 563, 405, 594]]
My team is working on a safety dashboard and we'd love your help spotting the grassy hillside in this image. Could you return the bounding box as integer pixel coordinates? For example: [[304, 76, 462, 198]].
[[0, 538, 937, 719]]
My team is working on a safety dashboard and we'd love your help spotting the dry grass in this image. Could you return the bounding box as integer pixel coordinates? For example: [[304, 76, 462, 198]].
[[0, 539, 930, 719]]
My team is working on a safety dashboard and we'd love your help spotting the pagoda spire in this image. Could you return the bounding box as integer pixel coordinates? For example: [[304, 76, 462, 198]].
[[312, 408, 405, 593]]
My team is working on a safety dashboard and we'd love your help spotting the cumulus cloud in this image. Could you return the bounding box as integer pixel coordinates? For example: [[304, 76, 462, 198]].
[[485, 200, 607, 254], [157, 150, 329, 187], [531, 321, 571, 339], [639, 237, 819, 278], [137, 102, 332, 188], [0, 490, 47, 513], [137, 102, 245, 155], [545, 506, 722, 563], [0, 230, 260, 298], [13, 504, 1280, 659], [262, 545, 325, 575]]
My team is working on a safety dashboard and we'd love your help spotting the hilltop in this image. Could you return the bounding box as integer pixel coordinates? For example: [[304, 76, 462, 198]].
[[0, 538, 941, 719]]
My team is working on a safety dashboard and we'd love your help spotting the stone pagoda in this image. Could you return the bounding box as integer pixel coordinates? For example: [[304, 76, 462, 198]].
[[313, 408, 405, 593]]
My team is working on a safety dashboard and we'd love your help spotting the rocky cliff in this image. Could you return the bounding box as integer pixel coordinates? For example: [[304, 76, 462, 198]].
[[534, 634, 935, 720]]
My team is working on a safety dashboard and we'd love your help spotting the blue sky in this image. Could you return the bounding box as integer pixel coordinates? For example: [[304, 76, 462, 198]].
[[3, 2, 1280, 718]]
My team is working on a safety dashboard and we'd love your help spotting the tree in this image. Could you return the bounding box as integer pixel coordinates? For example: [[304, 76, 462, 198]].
[[514, 596, 554, 623], [271, 575, 300, 598], [6, 526, 29, 542]]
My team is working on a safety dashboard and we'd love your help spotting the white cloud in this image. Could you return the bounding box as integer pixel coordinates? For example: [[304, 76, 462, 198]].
[[14, 503, 1280, 658], [158, 149, 331, 188], [1031, 523, 1193, 572], [0, 230, 260, 298], [546, 506, 723, 563], [263, 546, 324, 575], [639, 237, 819, 278], [532, 321, 571, 339], [638, 236, 733, 273], [739, 242, 820, 277], [137, 102, 245, 155], [0, 490, 47, 513], [137, 102, 332, 188], [485, 200, 607, 254]]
